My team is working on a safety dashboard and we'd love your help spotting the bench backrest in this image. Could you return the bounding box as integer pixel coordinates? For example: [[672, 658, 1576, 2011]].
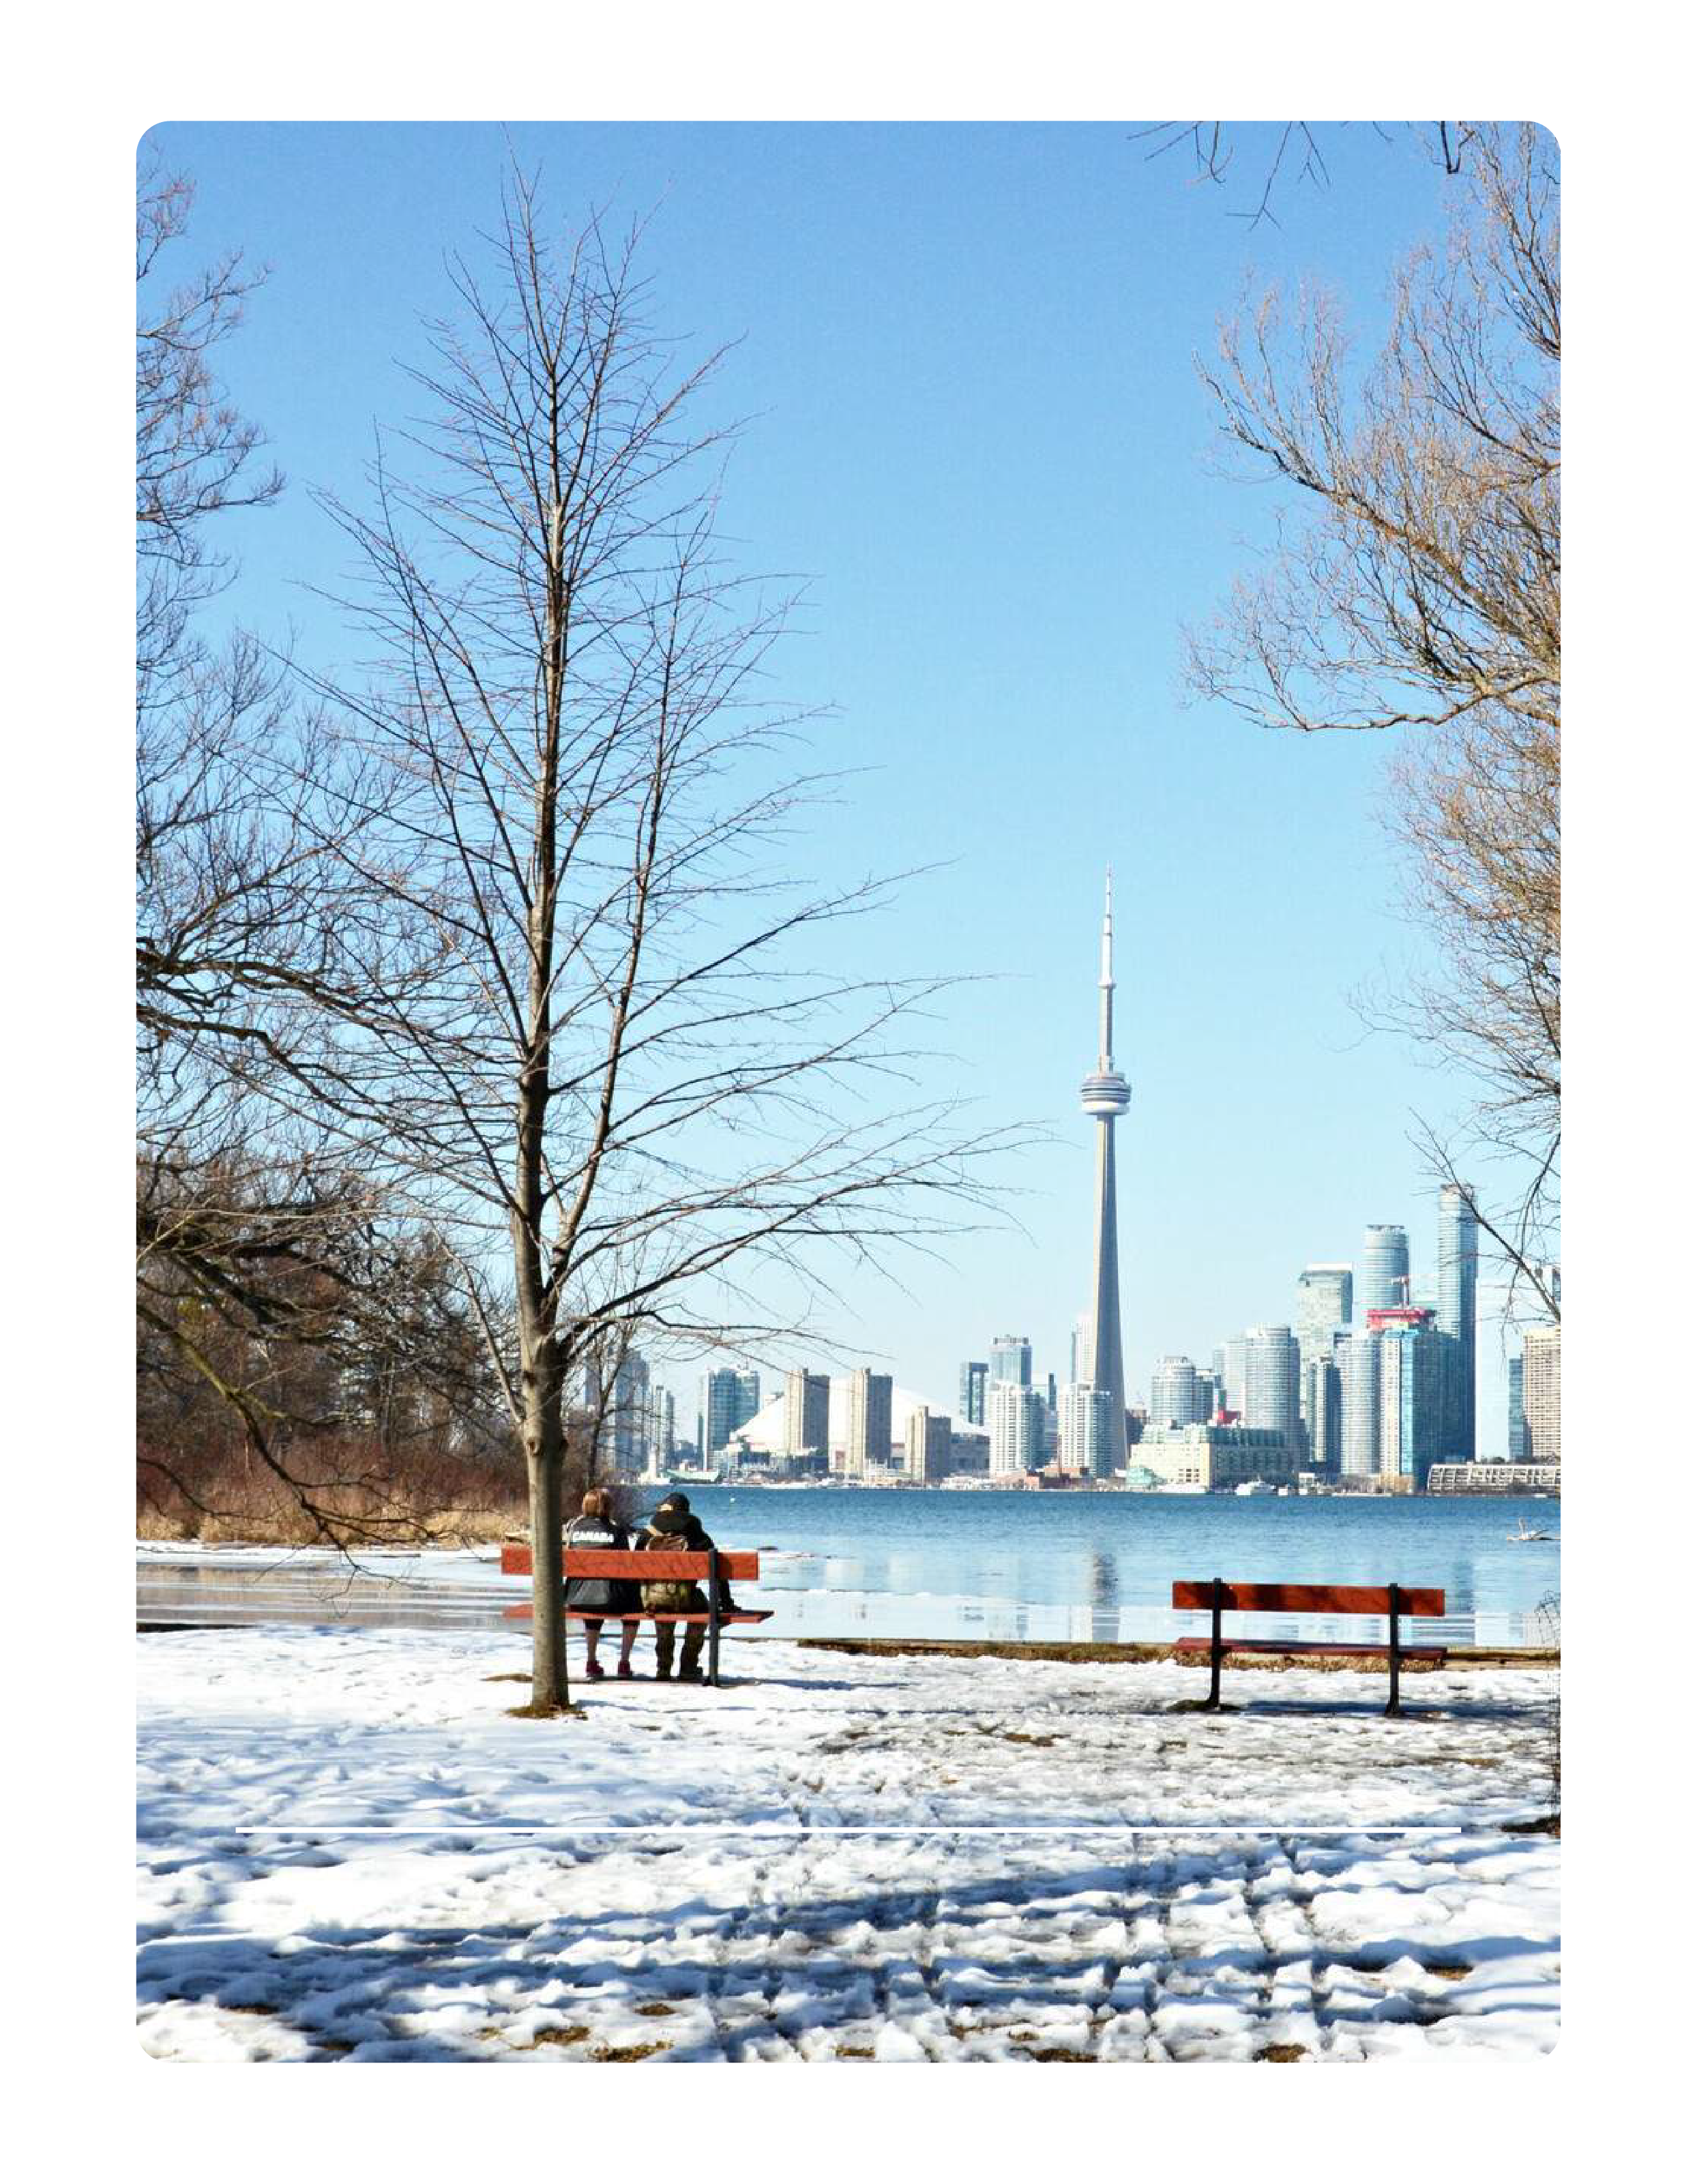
[[1171, 1580, 1444, 1617], [503, 1544, 761, 1582]]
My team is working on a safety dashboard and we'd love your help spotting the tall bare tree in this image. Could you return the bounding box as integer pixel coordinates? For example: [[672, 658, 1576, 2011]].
[[310, 175, 1020, 1713], [1185, 123, 1559, 1313]]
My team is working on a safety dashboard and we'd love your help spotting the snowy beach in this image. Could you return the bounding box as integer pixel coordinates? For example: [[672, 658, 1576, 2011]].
[[138, 1625, 1559, 2061]]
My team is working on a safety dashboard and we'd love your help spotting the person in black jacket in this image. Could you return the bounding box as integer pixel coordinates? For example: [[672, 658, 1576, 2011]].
[[563, 1488, 642, 1680], [635, 1492, 735, 1683]]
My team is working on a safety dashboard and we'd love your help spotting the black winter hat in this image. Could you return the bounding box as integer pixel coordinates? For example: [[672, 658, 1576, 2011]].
[[658, 1492, 690, 1514]]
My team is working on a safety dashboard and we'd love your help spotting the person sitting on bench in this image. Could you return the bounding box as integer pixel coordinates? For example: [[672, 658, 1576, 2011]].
[[636, 1492, 735, 1683], [563, 1487, 642, 1681]]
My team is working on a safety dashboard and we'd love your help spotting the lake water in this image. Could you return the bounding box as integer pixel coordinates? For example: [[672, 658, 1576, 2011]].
[[136, 1486, 1560, 1647]]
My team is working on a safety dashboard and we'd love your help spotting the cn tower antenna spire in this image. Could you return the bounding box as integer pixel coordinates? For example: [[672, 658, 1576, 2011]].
[[1099, 866, 1115, 1067]]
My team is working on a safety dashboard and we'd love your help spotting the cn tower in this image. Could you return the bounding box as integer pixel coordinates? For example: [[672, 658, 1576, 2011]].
[[1078, 871, 1130, 1475]]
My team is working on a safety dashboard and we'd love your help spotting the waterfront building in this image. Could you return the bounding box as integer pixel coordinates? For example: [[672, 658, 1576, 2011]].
[[608, 1351, 651, 1473], [1522, 1324, 1561, 1463], [904, 1404, 951, 1482], [1057, 1383, 1116, 1476], [1243, 1326, 1301, 1449], [1303, 1353, 1342, 1471], [1076, 871, 1131, 1476], [1069, 1313, 1093, 1387], [645, 1389, 675, 1479], [989, 1334, 1033, 1389], [988, 1381, 1045, 1477], [1507, 1355, 1531, 1460], [1221, 1338, 1247, 1417], [1427, 1461, 1562, 1495], [783, 1368, 831, 1460], [1338, 1327, 1383, 1477], [1138, 1423, 1298, 1491], [1149, 1355, 1202, 1429], [1296, 1263, 1353, 1360], [1375, 1309, 1443, 1487], [1436, 1184, 1479, 1460], [846, 1368, 894, 1477], [698, 1367, 761, 1464], [1360, 1224, 1411, 1313], [958, 1361, 988, 1428], [1194, 1370, 1222, 1424]]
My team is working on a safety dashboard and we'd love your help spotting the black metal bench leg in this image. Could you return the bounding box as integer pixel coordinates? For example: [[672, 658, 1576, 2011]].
[[1205, 1578, 1224, 1710], [707, 1548, 722, 1688], [1386, 1584, 1402, 1717]]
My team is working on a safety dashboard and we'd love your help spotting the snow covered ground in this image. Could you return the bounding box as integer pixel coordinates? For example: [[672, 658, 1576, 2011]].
[[137, 1625, 1560, 2061]]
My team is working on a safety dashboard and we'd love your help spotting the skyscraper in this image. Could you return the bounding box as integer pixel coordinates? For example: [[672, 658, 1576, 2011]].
[[1057, 1383, 1115, 1475], [1507, 1355, 1530, 1460], [1436, 1184, 1479, 1459], [784, 1369, 830, 1459], [1338, 1327, 1382, 1477], [1243, 1326, 1301, 1449], [958, 1361, 988, 1427], [989, 1335, 1033, 1388], [988, 1381, 1044, 1477], [1361, 1225, 1411, 1312], [904, 1405, 951, 1482], [1522, 1324, 1561, 1462], [1221, 1338, 1247, 1417], [698, 1368, 761, 1462], [1150, 1355, 1202, 1428], [1296, 1264, 1353, 1361], [1078, 871, 1131, 1475], [1376, 1310, 1443, 1486], [846, 1368, 894, 1477]]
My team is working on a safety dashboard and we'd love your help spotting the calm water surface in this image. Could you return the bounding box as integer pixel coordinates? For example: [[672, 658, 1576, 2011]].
[[138, 1486, 1561, 1646]]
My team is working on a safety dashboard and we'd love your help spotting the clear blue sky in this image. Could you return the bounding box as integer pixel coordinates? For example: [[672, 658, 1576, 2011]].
[[142, 120, 1515, 1447]]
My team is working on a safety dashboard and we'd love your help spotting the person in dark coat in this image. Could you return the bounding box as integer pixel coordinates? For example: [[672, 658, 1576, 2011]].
[[563, 1487, 642, 1679], [635, 1492, 735, 1683]]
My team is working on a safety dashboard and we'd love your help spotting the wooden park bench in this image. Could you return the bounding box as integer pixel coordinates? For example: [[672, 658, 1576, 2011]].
[[1170, 1580, 1447, 1717], [501, 1543, 772, 1687]]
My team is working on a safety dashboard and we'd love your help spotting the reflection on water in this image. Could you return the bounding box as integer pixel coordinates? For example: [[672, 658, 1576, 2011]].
[[137, 1489, 1561, 1645]]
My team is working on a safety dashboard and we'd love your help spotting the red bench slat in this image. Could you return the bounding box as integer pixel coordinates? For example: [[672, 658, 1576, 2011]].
[[502, 1545, 761, 1581], [1170, 1581, 1445, 1617]]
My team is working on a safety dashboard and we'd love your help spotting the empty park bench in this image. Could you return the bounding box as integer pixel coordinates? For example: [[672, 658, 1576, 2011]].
[[1170, 1580, 1447, 1717], [501, 1543, 772, 1687]]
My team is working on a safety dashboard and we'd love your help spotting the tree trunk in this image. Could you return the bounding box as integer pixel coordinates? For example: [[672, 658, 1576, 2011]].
[[525, 1379, 569, 1709]]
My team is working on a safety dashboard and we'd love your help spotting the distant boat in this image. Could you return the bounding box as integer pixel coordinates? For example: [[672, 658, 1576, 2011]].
[[1507, 1516, 1557, 1542], [1234, 1480, 1278, 1496]]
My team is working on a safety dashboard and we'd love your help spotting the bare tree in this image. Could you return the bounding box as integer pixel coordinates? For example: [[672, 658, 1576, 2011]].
[[135, 162, 488, 1531], [1133, 121, 1477, 228], [308, 173, 1022, 1714], [1185, 123, 1559, 1309]]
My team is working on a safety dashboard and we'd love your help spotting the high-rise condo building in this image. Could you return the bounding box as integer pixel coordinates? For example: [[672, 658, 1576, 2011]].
[[988, 1381, 1045, 1477], [1221, 1338, 1247, 1417], [645, 1388, 675, 1479], [1243, 1326, 1301, 1449], [698, 1367, 761, 1462], [1296, 1264, 1354, 1362], [846, 1368, 894, 1477], [1522, 1324, 1561, 1462], [958, 1361, 988, 1427], [1374, 1309, 1443, 1486], [783, 1369, 831, 1460], [1338, 1327, 1383, 1477], [1078, 871, 1131, 1475], [1150, 1355, 1202, 1429], [904, 1406, 951, 1483], [1194, 1370, 1222, 1425], [1058, 1383, 1117, 1477], [610, 1351, 651, 1473], [1436, 1184, 1479, 1460], [1361, 1225, 1411, 1313], [1507, 1355, 1531, 1460], [1303, 1353, 1342, 1471], [989, 1335, 1033, 1388]]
